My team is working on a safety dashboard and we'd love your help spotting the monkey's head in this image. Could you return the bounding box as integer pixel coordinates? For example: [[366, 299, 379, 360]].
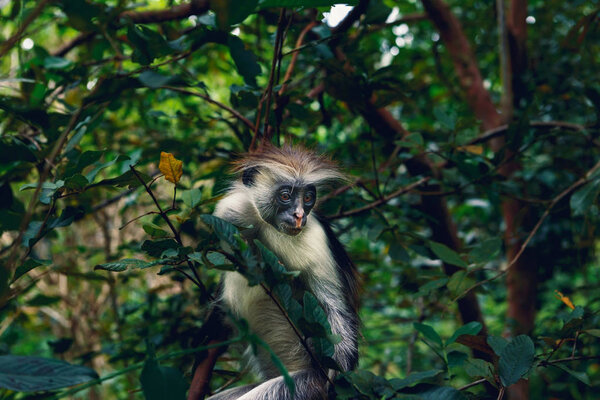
[[235, 145, 344, 236]]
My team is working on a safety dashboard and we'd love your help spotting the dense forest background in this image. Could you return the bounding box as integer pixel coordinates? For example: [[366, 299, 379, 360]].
[[1, 0, 599, 399]]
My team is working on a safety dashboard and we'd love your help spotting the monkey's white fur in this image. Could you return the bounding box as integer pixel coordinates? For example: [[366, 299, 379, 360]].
[[208, 146, 358, 400]]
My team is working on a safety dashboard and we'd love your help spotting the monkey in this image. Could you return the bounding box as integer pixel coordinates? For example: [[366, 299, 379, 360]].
[[206, 145, 360, 400]]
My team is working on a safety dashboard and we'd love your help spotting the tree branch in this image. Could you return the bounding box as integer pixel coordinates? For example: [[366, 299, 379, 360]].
[[120, 0, 210, 24], [421, 0, 502, 131], [454, 158, 600, 300], [329, 178, 429, 220], [52, 0, 211, 57], [162, 86, 255, 132]]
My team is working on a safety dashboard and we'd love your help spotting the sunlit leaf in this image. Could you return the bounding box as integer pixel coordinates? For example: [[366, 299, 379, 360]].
[[159, 152, 183, 184], [554, 290, 575, 310]]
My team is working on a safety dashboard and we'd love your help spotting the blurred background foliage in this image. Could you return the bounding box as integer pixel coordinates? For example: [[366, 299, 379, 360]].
[[0, 0, 599, 399]]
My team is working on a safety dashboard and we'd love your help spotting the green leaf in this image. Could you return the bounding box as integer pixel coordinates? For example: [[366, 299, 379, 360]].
[[140, 357, 187, 400], [205, 252, 228, 266], [413, 322, 443, 348], [553, 364, 591, 386], [27, 294, 61, 307], [447, 351, 468, 367], [213, 0, 258, 28], [582, 329, 600, 338], [433, 107, 456, 130], [417, 278, 449, 296], [446, 322, 482, 346], [258, 0, 358, 8], [94, 258, 165, 272], [418, 385, 467, 400], [498, 335, 535, 387], [464, 358, 494, 378], [83, 154, 131, 183], [12, 258, 51, 282], [302, 291, 332, 337], [142, 223, 169, 238], [428, 241, 468, 268], [201, 214, 240, 249], [181, 188, 203, 208], [63, 173, 89, 191], [127, 25, 174, 65], [92, 169, 150, 189], [446, 271, 474, 299], [141, 239, 180, 258], [389, 369, 443, 390], [469, 237, 502, 264], [0, 137, 37, 164], [397, 132, 424, 149], [487, 335, 509, 356], [388, 244, 409, 262], [43, 56, 72, 69], [187, 252, 204, 264], [570, 179, 600, 216], [228, 36, 261, 87], [0, 355, 98, 392], [138, 70, 174, 89]]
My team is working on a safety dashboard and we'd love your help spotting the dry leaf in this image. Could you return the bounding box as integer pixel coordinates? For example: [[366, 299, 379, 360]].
[[554, 290, 575, 310], [159, 152, 183, 184], [457, 145, 484, 155]]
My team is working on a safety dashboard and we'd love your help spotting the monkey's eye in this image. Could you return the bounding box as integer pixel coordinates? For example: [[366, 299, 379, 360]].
[[304, 193, 314, 204], [279, 191, 291, 202]]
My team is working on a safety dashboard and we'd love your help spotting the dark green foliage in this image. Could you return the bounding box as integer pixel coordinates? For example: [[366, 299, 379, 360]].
[[0, 356, 98, 392], [0, 0, 599, 399]]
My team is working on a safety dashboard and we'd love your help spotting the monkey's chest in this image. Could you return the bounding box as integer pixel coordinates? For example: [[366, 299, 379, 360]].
[[221, 272, 311, 374]]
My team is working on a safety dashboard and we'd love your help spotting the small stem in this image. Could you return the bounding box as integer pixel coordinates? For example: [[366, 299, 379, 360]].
[[458, 378, 488, 391], [119, 211, 161, 230], [172, 185, 177, 210], [496, 386, 505, 400]]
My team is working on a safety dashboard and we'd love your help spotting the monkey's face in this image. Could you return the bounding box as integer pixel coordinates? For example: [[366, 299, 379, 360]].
[[267, 183, 316, 236]]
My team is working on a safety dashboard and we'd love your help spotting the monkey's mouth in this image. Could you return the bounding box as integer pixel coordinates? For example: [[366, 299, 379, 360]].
[[280, 225, 303, 236]]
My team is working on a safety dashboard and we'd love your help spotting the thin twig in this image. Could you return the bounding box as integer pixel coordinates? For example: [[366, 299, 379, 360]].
[[119, 211, 161, 230], [329, 177, 430, 220], [541, 355, 600, 366], [278, 20, 319, 96], [454, 159, 600, 301], [259, 9, 287, 148], [458, 378, 488, 391], [470, 120, 590, 145], [162, 86, 255, 132], [496, 386, 505, 400]]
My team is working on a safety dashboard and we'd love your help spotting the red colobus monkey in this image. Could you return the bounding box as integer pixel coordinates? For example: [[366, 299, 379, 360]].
[[208, 145, 359, 400]]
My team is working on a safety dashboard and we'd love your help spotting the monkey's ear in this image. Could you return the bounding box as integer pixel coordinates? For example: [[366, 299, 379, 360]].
[[242, 167, 259, 186]]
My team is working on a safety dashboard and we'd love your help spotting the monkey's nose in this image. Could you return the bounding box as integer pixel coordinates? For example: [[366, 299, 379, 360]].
[[294, 211, 304, 228]]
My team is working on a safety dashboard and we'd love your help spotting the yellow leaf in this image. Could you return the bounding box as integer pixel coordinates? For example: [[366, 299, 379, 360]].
[[457, 145, 484, 155], [554, 290, 575, 310], [159, 152, 183, 184]]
